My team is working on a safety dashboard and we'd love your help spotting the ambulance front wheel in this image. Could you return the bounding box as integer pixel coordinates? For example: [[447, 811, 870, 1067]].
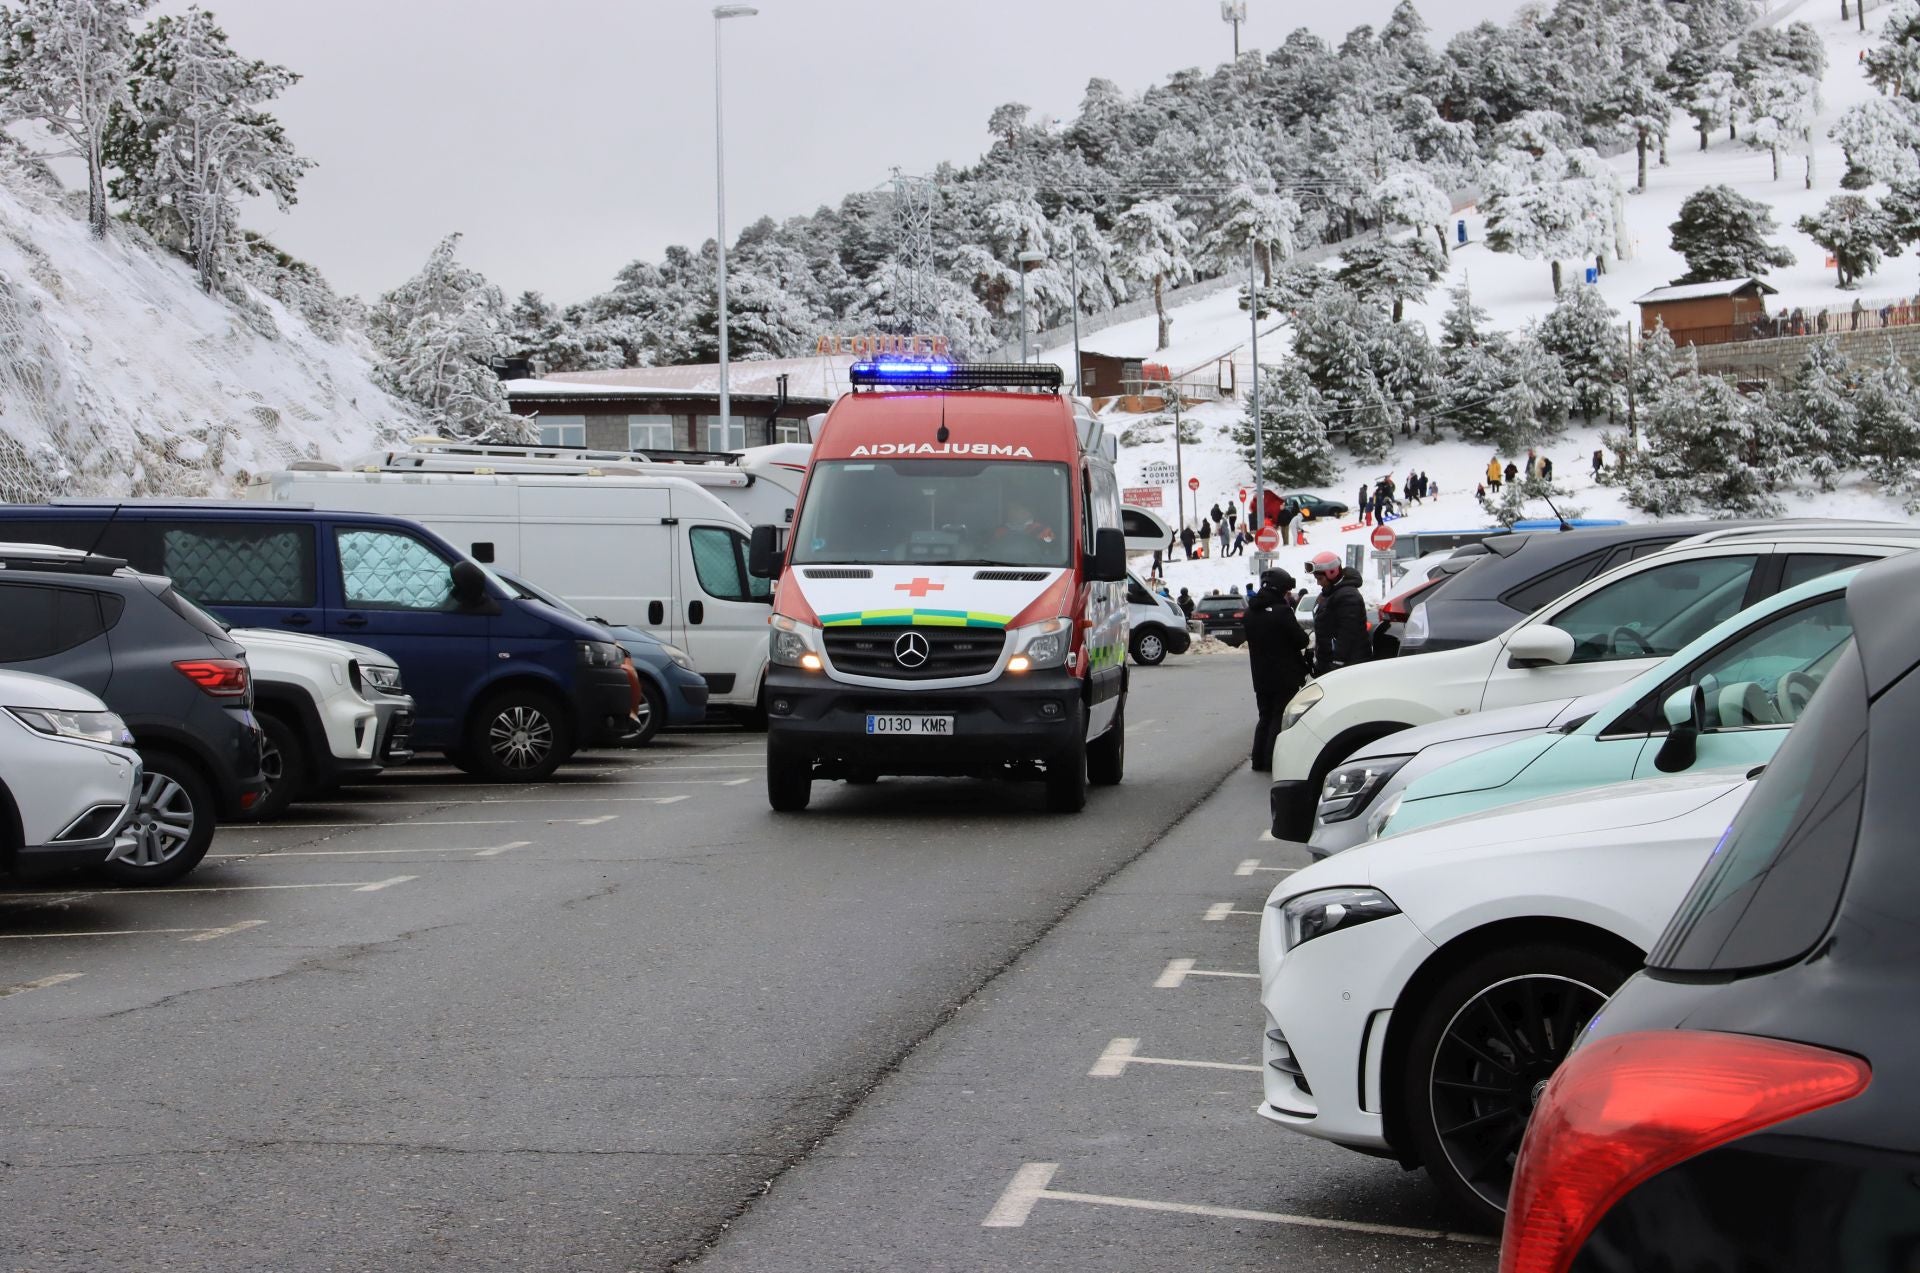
[[767, 739, 812, 813], [1045, 720, 1089, 814]]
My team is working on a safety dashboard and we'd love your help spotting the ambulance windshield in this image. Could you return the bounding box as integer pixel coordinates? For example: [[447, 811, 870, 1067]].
[[792, 459, 1072, 568]]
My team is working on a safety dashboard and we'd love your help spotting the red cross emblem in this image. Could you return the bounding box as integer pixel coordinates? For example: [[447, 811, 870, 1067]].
[[894, 577, 945, 598]]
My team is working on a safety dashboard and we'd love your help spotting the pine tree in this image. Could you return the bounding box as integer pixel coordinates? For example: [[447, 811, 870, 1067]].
[[1213, 181, 1301, 286], [1796, 195, 1899, 288], [369, 234, 522, 443], [1113, 198, 1195, 351], [1686, 69, 1741, 149], [0, 0, 149, 238], [1866, 0, 1920, 101], [1830, 97, 1920, 189], [1484, 121, 1620, 294], [1372, 170, 1453, 257], [1536, 284, 1625, 421], [1438, 282, 1490, 356], [1854, 356, 1920, 504], [1620, 359, 1782, 516], [1234, 362, 1338, 487], [1669, 185, 1795, 282], [1769, 339, 1859, 491], [105, 7, 310, 293], [1335, 237, 1445, 322], [1742, 68, 1817, 184]]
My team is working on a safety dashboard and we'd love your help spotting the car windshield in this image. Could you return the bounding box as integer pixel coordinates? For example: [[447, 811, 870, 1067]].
[[791, 459, 1073, 568]]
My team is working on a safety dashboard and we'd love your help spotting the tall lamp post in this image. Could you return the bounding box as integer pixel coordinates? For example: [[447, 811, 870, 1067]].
[[1017, 249, 1046, 362], [713, 4, 758, 448]]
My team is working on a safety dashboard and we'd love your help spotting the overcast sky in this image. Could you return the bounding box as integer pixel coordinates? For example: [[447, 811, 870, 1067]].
[[154, 0, 1527, 306]]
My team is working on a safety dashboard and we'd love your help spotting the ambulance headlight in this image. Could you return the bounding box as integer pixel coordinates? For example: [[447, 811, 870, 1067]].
[[1009, 617, 1071, 672], [771, 616, 822, 669]]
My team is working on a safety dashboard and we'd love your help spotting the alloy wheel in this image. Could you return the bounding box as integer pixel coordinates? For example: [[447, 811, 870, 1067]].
[[1427, 972, 1608, 1214], [488, 705, 555, 771], [115, 771, 197, 868], [1139, 633, 1165, 662]]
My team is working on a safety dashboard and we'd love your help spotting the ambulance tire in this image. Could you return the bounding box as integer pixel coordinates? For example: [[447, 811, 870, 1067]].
[[766, 739, 812, 813], [1088, 700, 1125, 787], [1045, 719, 1089, 814]]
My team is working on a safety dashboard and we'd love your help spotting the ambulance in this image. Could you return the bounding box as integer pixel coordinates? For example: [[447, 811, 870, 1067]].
[[746, 362, 1130, 813]]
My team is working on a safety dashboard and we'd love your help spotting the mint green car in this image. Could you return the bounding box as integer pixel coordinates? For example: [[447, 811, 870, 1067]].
[[1379, 568, 1862, 837]]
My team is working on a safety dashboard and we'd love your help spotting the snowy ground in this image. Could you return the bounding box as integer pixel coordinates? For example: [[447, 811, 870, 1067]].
[[1049, 4, 1917, 603]]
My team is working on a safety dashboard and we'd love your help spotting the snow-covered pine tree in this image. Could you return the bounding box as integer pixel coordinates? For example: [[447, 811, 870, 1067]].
[[1686, 69, 1742, 149], [1213, 181, 1301, 287], [1830, 96, 1920, 189], [1741, 68, 1818, 184], [1484, 118, 1619, 294], [1796, 195, 1899, 288], [105, 7, 310, 293], [1113, 198, 1196, 351], [1371, 170, 1453, 257], [1536, 284, 1624, 422], [369, 234, 523, 444], [1669, 185, 1795, 282], [0, 0, 148, 237], [1866, 0, 1920, 101], [1853, 355, 1920, 505], [1769, 339, 1859, 491], [1335, 237, 1445, 322], [1234, 362, 1338, 487], [1620, 358, 1782, 516], [1628, 320, 1681, 428], [1438, 281, 1489, 356]]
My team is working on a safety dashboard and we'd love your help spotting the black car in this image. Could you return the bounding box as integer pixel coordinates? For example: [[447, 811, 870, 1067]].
[[1284, 493, 1349, 522], [1396, 520, 1756, 655], [1193, 594, 1248, 645], [0, 544, 264, 884], [1503, 550, 1920, 1273]]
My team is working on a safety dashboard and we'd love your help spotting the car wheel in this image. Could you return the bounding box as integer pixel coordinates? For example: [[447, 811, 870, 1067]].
[[239, 712, 305, 823], [464, 690, 573, 782], [1087, 700, 1124, 787], [1131, 629, 1167, 666], [1045, 716, 1089, 813], [767, 738, 812, 812], [99, 753, 216, 886], [1400, 942, 1632, 1229], [627, 678, 666, 748]]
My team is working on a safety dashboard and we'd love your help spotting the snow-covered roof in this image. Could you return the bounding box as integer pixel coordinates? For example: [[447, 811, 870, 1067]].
[[1634, 278, 1779, 304], [514, 355, 858, 404]]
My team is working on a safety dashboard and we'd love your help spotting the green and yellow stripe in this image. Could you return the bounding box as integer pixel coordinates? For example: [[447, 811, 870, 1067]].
[[818, 608, 1013, 629]]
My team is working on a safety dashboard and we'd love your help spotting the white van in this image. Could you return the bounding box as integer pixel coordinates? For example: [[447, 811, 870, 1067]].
[[254, 470, 772, 711]]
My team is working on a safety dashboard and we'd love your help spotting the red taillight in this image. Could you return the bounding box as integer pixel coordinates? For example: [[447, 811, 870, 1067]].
[[174, 658, 250, 697], [1232, 610, 1245, 619], [1501, 1029, 1870, 1273], [1380, 577, 1440, 624]]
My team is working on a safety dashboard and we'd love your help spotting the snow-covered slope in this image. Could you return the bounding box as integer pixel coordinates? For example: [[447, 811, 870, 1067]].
[[1060, 5, 1916, 604], [0, 162, 409, 501]]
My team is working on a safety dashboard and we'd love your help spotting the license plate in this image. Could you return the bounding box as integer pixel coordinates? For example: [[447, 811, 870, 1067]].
[[865, 714, 954, 736]]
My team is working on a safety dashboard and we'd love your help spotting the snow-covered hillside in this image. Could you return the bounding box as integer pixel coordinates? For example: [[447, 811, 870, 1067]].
[[1058, 4, 1919, 604], [0, 160, 409, 501]]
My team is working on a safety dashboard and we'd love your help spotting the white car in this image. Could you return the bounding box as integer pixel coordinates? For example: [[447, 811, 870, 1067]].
[[233, 628, 402, 819], [1258, 769, 1755, 1228], [1126, 571, 1191, 666], [0, 670, 142, 879], [1266, 523, 1920, 839]]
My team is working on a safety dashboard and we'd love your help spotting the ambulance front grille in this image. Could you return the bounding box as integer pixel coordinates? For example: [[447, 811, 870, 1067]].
[[973, 570, 1049, 582], [824, 627, 1006, 680]]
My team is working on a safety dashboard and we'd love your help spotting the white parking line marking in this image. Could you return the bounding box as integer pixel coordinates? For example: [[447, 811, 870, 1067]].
[[982, 1162, 1493, 1244], [1235, 858, 1298, 877], [576, 815, 618, 827], [1088, 1038, 1262, 1078], [1203, 902, 1262, 921], [0, 922, 265, 941], [0, 972, 84, 998], [473, 841, 533, 858], [0, 880, 409, 900], [247, 816, 620, 831], [352, 876, 416, 893], [210, 840, 536, 861], [724, 777, 753, 786], [184, 920, 268, 942], [1258, 829, 1278, 842], [1154, 958, 1258, 989]]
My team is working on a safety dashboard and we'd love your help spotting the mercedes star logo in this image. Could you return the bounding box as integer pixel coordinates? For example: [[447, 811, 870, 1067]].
[[893, 630, 931, 669]]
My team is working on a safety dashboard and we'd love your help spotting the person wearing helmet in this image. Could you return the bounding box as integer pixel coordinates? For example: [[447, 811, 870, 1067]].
[[1308, 550, 1368, 676], [1245, 568, 1310, 771]]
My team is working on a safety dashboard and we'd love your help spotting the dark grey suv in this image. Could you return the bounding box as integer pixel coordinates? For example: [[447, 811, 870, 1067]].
[[0, 545, 264, 884]]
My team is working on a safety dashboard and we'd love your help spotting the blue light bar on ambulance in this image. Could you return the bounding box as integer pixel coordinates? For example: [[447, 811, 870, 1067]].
[[847, 361, 1064, 392]]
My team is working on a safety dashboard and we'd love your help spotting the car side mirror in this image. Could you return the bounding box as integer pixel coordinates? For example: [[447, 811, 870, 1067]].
[[451, 559, 490, 607], [747, 524, 782, 580], [1654, 684, 1706, 773], [1090, 528, 1127, 583], [1507, 624, 1575, 669]]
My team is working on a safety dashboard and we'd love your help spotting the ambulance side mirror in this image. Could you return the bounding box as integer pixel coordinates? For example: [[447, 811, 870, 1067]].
[[1090, 528, 1127, 583], [747, 524, 782, 580]]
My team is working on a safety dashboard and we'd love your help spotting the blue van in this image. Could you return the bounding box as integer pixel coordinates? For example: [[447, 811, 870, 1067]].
[[0, 504, 637, 781]]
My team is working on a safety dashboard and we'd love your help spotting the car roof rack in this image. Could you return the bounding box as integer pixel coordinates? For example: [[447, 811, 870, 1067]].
[[846, 361, 1064, 393], [0, 543, 127, 575]]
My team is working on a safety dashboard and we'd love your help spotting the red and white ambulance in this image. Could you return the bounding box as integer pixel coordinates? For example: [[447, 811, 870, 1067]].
[[746, 362, 1130, 813]]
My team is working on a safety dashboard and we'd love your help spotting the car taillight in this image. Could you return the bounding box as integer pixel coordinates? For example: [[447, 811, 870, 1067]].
[[1380, 577, 1440, 624], [174, 658, 250, 697], [1501, 1029, 1870, 1273], [1232, 610, 1245, 619]]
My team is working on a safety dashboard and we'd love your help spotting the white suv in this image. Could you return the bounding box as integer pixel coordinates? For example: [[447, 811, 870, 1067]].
[[233, 628, 408, 819], [0, 670, 142, 879]]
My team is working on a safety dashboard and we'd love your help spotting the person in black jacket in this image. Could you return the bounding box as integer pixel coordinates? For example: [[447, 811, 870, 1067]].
[[1245, 568, 1312, 771], [1308, 550, 1369, 676]]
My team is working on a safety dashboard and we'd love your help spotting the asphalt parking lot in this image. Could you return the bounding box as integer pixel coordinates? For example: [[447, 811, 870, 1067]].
[[0, 653, 1493, 1271]]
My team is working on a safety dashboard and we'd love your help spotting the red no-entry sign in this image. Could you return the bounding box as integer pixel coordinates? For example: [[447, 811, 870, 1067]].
[[1370, 523, 1398, 552], [1254, 526, 1281, 552], [1188, 477, 1200, 492]]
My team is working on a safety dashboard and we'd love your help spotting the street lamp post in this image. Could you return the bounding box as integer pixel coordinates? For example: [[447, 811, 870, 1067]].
[[713, 4, 758, 448], [1017, 249, 1046, 363], [1249, 239, 1264, 545]]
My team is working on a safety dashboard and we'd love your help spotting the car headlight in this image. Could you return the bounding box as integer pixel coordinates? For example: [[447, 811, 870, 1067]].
[[1365, 791, 1405, 841], [1280, 682, 1323, 732], [577, 640, 624, 668], [1008, 617, 1072, 673], [9, 706, 132, 747], [771, 616, 823, 670], [1274, 887, 1401, 951], [1317, 755, 1411, 824], [362, 662, 404, 693], [658, 643, 696, 671]]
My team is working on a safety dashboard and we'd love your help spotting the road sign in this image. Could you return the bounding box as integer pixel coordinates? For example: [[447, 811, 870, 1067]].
[[1370, 523, 1398, 552], [1238, 487, 1247, 501], [1122, 487, 1163, 508], [1141, 461, 1178, 485], [1254, 526, 1281, 552], [1188, 477, 1200, 492]]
